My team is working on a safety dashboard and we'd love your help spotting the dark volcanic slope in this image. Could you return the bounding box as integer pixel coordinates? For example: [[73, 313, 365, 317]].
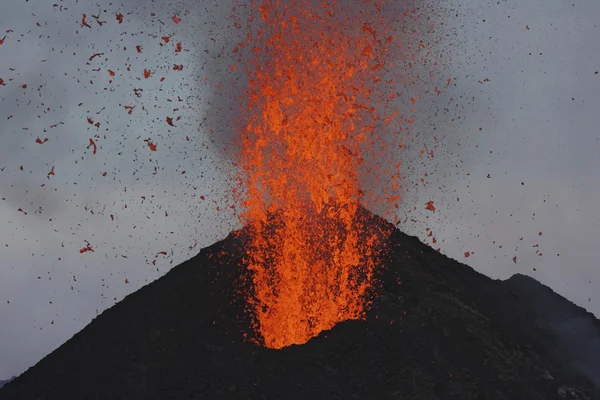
[[1, 209, 598, 400], [0, 380, 13, 390]]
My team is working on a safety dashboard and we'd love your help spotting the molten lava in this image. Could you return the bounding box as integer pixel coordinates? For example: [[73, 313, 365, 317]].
[[234, 0, 416, 348]]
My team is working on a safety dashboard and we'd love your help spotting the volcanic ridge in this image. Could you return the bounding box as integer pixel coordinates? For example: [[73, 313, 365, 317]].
[[1, 207, 598, 400]]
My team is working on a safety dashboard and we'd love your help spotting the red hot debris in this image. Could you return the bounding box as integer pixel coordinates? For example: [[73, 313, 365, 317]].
[[79, 241, 94, 253], [425, 200, 436, 212], [87, 138, 97, 154], [88, 53, 103, 62], [144, 139, 157, 151], [81, 14, 91, 28], [86, 117, 100, 128]]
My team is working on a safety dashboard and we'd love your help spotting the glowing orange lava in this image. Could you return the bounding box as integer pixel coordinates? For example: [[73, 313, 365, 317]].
[[234, 0, 423, 348]]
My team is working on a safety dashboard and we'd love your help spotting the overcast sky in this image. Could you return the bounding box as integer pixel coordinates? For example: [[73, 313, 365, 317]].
[[1, 0, 599, 380]]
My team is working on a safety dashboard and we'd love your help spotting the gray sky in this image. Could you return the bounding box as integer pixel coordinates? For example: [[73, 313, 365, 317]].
[[1, 0, 599, 381]]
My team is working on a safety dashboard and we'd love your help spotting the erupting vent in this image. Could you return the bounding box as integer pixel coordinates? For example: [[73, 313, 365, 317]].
[[233, 0, 419, 348]]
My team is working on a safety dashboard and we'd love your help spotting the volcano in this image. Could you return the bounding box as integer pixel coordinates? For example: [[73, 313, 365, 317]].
[[1, 206, 598, 400]]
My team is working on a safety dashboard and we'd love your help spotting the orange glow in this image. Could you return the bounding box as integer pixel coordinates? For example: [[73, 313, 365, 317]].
[[232, 0, 422, 348]]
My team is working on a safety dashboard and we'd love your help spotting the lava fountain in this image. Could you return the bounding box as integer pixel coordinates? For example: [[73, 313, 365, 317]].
[[233, 0, 421, 348]]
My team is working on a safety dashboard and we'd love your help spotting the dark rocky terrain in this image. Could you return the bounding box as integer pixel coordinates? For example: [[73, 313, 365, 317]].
[[1, 207, 598, 399], [0, 380, 13, 390]]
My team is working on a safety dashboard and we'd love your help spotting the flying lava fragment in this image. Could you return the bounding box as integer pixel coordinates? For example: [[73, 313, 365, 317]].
[[425, 200, 436, 212], [81, 14, 91, 28], [79, 241, 94, 253], [87, 138, 97, 154], [144, 139, 157, 151]]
